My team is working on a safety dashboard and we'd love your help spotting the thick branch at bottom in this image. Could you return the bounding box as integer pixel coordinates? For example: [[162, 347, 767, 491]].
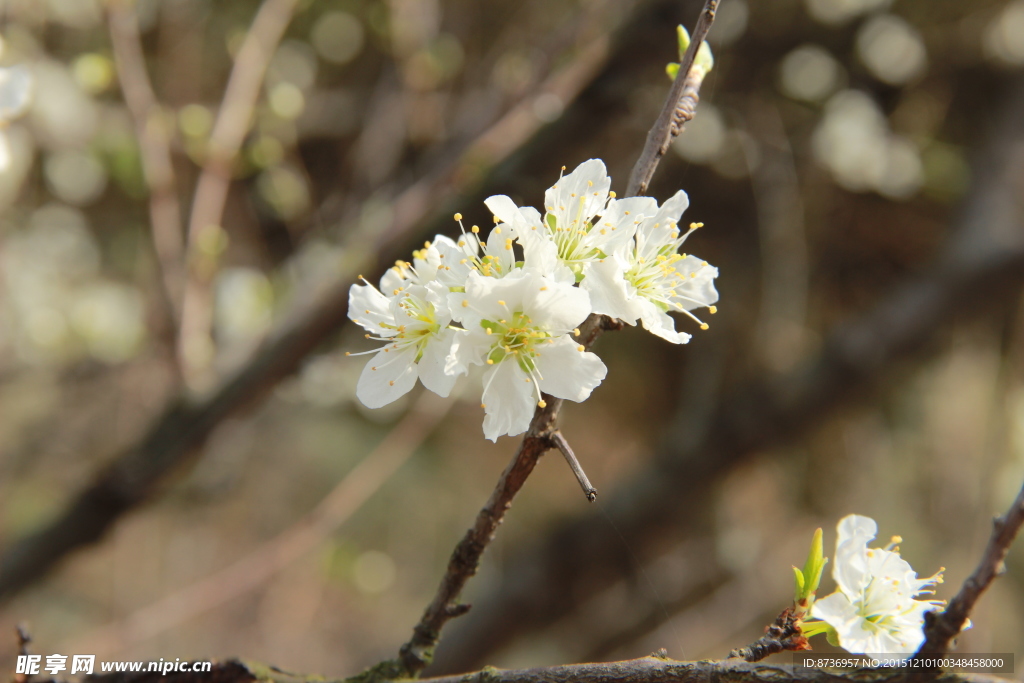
[[82, 656, 1011, 683]]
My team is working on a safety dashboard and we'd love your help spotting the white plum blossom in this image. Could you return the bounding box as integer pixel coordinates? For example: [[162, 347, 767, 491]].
[[347, 278, 458, 408], [809, 515, 945, 656], [486, 159, 642, 281], [344, 159, 720, 441], [582, 190, 718, 344], [446, 269, 607, 441]]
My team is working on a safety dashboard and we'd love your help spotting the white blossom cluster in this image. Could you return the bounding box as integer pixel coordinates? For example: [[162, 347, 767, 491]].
[[346, 159, 719, 441], [810, 515, 946, 656]]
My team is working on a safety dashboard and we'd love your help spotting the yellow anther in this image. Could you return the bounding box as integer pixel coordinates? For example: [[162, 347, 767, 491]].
[[481, 403, 486, 409], [539, 286, 548, 291], [691, 222, 704, 229], [424, 241, 431, 248], [538, 400, 547, 408], [708, 305, 718, 314], [371, 366, 377, 371], [389, 380, 395, 386], [486, 359, 494, 365], [471, 225, 480, 233], [577, 344, 585, 352], [365, 334, 371, 339], [494, 226, 502, 234], [624, 211, 630, 215], [454, 212, 463, 220], [572, 328, 580, 336], [486, 328, 492, 335], [497, 300, 506, 306], [608, 191, 616, 198], [461, 300, 469, 308], [493, 216, 501, 224], [344, 351, 351, 356], [700, 323, 709, 330]]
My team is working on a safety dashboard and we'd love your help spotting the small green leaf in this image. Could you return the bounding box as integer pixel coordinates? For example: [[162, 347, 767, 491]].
[[676, 25, 691, 58], [546, 213, 557, 230], [793, 566, 806, 599], [694, 40, 715, 74], [666, 62, 680, 81], [797, 528, 826, 601], [825, 625, 840, 647]]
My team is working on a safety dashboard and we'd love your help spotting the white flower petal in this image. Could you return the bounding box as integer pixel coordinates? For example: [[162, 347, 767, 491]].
[[445, 327, 488, 376], [417, 329, 458, 397], [834, 514, 877, 596], [481, 359, 535, 441], [672, 258, 720, 310], [348, 282, 395, 334], [534, 335, 607, 402], [544, 159, 610, 231], [581, 256, 638, 322], [356, 345, 419, 408], [637, 298, 691, 344], [593, 196, 656, 251], [522, 275, 592, 332]]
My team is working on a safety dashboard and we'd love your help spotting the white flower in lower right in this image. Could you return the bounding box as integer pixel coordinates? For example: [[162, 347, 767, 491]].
[[809, 514, 945, 656]]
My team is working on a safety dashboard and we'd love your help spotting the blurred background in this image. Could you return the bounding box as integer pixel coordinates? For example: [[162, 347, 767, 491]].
[[0, 0, 1023, 678]]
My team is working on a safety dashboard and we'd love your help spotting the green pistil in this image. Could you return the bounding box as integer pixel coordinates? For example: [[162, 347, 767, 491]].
[[481, 312, 551, 372]]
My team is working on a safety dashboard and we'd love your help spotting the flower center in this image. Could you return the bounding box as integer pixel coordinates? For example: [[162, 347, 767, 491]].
[[481, 311, 551, 372]]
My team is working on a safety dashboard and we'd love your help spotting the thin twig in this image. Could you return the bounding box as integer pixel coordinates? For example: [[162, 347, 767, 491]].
[[551, 430, 597, 502], [729, 606, 809, 662], [396, 315, 623, 676], [68, 390, 452, 657], [394, 4, 721, 673], [177, 0, 301, 387], [107, 0, 185, 374], [626, 0, 719, 197], [915, 478, 1024, 658]]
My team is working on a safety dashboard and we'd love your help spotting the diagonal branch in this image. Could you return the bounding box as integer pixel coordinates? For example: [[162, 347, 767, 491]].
[[916, 478, 1024, 658], [395, 3, 720, 674], [627, 0, 718, 196]]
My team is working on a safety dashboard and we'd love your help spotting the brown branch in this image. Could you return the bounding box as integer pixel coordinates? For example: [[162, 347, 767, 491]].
[[916, 477, 1024, 658], [730, 606, 810, 662], [626, 0, 718, 197], [394, 312, 624, 676], [177, 0, 301, 386], [552, 430, 597, 502], [393, 4, 723, 671], [107, 0, 185, 372]]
